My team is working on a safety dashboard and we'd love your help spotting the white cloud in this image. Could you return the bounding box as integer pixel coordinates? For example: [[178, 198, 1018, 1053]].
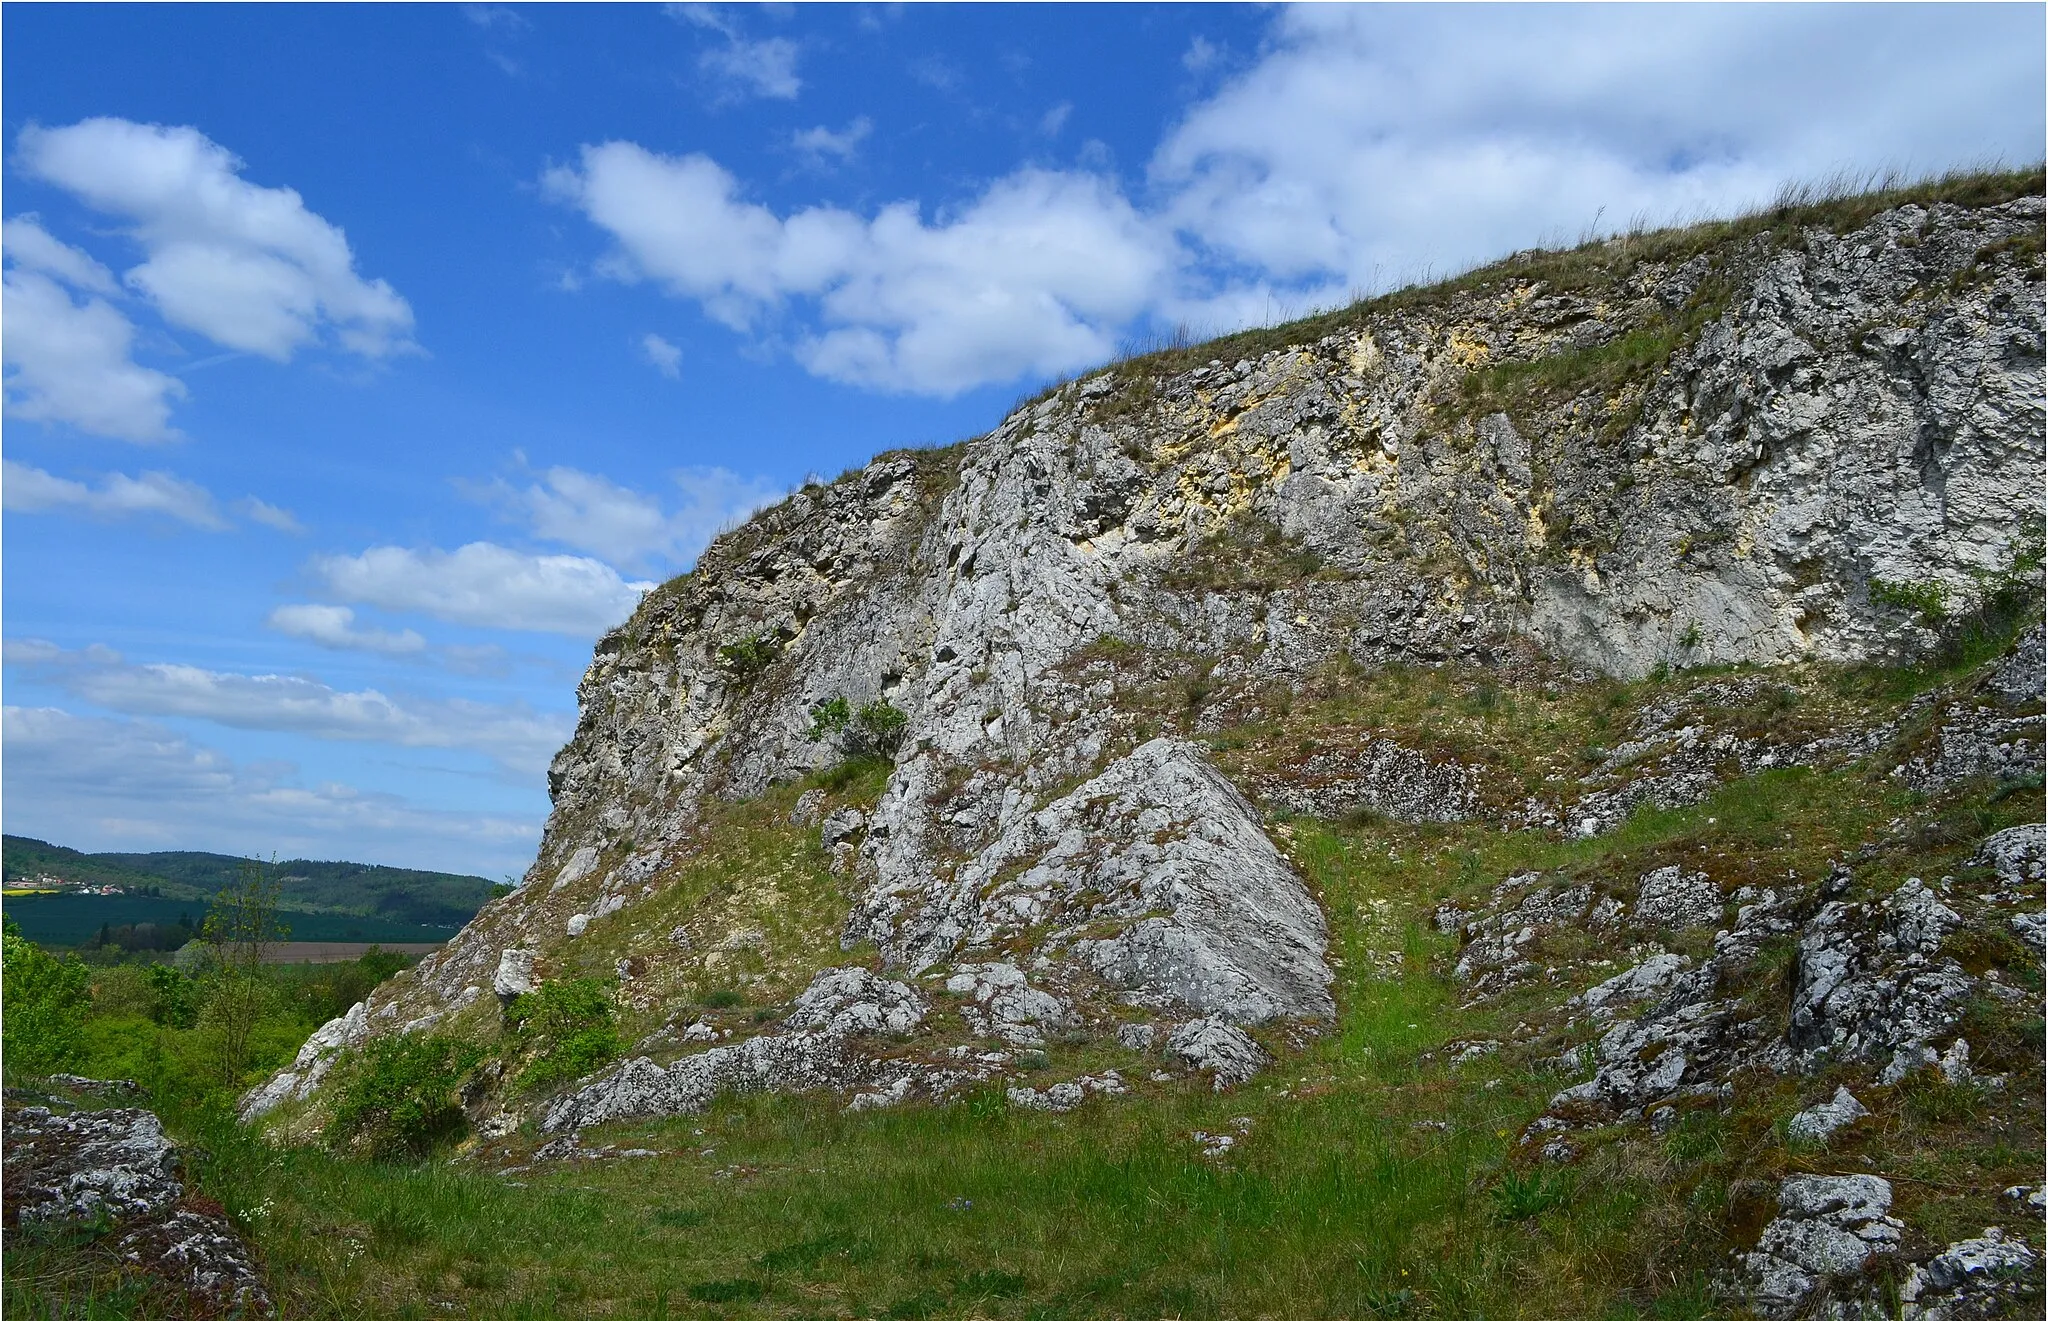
[[1039, 103, 1072, 138], [240, 497, 304, 533], [476, 463, 782, 570], [463, 5, 529, 30], [1150, 6, 2047, 293], [792, 117, 872, 168], [676, 5, 801, 101], [311, 541, 655, 636], [2, 705, 542, 876], [2, 267, 187, 441], [16, 118, 416, 361], [641, 332, 683, 378], [3, 460, 225, 529], [547, 145, 1172, 394], [3, 216, 119, 295], [267, 604, 427, 656], [8, 641, 568, 775], [552, 8, 2041, 399]]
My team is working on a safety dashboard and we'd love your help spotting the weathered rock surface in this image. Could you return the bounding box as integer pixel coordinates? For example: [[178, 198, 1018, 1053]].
[[1898, 1228, 2043, 1320], [252, 189, 2044, 1139], [1785, 1085, 1871, 1145], [4, 1100, 272, 1316], [1736, 1174, 1903, 1319], [1165, 1018, 1271, 1090], [540, 967, 950, 1131]]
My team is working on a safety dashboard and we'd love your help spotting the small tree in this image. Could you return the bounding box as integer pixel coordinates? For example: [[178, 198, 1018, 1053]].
[[805, 695, 909, 761], [196, 857, 288, 1084], [1, 917, 91, 1079]]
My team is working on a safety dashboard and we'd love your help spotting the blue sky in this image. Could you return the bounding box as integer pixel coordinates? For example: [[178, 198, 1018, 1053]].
[[3, 4, 2041, 878]]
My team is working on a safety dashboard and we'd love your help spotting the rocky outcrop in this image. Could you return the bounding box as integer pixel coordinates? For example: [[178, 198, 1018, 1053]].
[[251, 188, 2044, 1136], [1735, 1174, 1903, 1320], [540, 967, 955, 1132], [4, 1099, 271, 1316]]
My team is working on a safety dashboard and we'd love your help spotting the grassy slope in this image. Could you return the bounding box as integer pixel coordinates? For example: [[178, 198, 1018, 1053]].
[[139, 639, 2040, 1321]]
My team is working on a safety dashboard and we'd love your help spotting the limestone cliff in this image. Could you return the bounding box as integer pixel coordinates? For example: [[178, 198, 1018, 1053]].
[[247, 180, 2044, 1141]]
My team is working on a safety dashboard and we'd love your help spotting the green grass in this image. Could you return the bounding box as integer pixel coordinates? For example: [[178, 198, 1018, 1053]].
[[1069, 165, 2043, 404]]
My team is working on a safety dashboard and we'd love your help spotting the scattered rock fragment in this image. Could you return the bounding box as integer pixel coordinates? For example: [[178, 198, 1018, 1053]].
[[1633, 866, 1722, 929], [1785, 1086, 1870, 1145], [1898, 1227, 2042, 1320], [4, 1100, 272, 1316]]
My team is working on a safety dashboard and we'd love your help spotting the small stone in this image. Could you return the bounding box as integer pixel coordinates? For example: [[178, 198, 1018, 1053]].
[[493, 947, 537, 1000], [565, 913, 590, 938], [1116, 1023, 1157, 1051], [1785, 1086, 1870, 1145]]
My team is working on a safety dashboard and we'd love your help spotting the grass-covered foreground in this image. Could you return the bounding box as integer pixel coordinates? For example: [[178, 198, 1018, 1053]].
[[7, 566, 2045, 1319], [8, 646, 2041, 1320]]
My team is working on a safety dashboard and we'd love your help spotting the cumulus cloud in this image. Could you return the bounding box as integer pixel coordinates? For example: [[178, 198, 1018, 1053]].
[[3, 460, 225, 529], [8, 640, 568, 775], [267, 604, 426, 656], [552, 7, 2041, 397], [547, 145, 1172, 394], [476, 463, 781, 571], [16, 118, 416, 361], [2, 705, 541, 876], [2, 263, 186, 441], [676, 5, 801, 101], [641, 332, 683, 378], [3, 216, 119, 295], [792, 117, 872, 168], [311, 541, 655, 636], [1151, 6, 2047, 292]]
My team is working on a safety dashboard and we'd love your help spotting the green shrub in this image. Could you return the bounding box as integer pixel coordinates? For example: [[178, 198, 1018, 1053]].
[[506, 977, 622, 1093], [717, 632, 782, 682], [2, 918, 92, 1078], [326, 1034, 484, 1160], [147, 964, 200, 1029], [806, 695, 910, 760], [699, 988, 745, 1009], [1870, 576, 1949, 625]]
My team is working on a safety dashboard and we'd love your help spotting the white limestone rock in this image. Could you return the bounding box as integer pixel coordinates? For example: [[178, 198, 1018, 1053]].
[[944, 962, 1072, 1045], [1898, 1227, 2042, 1320], [1786, 1086, 1870, 1145], [1166, 1019, 1271, 1090], [1634, 866, 1723, 929], [1737, 1175, 1903, 1320], [493, 947, 537, 1001]]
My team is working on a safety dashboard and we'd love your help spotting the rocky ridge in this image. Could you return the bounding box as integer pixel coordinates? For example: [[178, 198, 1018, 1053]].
[[247, 186, 2043, 1292]]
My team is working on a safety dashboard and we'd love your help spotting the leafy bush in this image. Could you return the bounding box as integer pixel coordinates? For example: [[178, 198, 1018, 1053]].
[[1870, 576, 1949, 625], [326, 1034, 483, 1160], [147, 963, 200, 1028], [806, 696, 910, 760], [505, 977, 622, 1093], [2, 919, 92, 1077], [717, 632, 782, 683]]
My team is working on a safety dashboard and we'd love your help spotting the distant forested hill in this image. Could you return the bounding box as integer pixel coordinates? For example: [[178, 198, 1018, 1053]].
[[3, 836, 499, 928]]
